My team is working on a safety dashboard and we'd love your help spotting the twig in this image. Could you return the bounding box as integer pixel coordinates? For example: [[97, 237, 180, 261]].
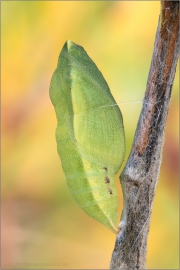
[[110, 2, 179, 269]]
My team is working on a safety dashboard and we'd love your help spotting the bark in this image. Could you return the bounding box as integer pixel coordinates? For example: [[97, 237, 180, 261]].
[[110, 2, 179, 269]]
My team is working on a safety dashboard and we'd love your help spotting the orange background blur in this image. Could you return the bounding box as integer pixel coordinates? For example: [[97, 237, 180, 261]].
[[1, 1, 179, 269]]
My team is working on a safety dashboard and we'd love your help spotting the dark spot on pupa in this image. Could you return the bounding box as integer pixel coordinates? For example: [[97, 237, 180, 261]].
[[105, 177, 110, 184], [152, 128, 156, 135], [103, 167, 108, 172], [108, 188, 112, 195]]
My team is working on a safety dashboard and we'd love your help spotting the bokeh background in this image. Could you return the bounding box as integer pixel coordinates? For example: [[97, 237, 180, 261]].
[[1, 1, 179, 269]]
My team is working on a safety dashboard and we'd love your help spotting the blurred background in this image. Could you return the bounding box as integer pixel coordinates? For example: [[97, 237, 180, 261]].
[[1, 1, 179, 269]]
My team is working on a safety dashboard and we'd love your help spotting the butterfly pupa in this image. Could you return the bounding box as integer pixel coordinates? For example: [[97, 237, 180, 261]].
[[49, 40, 125, 233]]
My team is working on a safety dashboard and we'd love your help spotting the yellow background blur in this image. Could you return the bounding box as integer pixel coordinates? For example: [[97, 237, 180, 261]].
[[1, 1, 179, 269]]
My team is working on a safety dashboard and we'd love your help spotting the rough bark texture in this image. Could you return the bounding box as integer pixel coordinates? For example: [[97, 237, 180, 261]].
[[110, 2, 179, 269]]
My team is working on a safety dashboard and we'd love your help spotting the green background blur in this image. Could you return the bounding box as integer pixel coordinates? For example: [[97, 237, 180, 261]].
[[1, 1, 179, 269]]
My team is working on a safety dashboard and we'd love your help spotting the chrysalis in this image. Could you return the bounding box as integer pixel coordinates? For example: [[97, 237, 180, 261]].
[[49, 40, 125, 233]]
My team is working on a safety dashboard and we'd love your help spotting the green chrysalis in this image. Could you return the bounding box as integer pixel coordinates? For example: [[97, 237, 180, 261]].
[[49, 40, 125, 233]]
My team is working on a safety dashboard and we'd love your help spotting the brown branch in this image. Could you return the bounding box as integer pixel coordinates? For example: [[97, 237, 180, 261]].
[[110, 2, 179, 269]]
